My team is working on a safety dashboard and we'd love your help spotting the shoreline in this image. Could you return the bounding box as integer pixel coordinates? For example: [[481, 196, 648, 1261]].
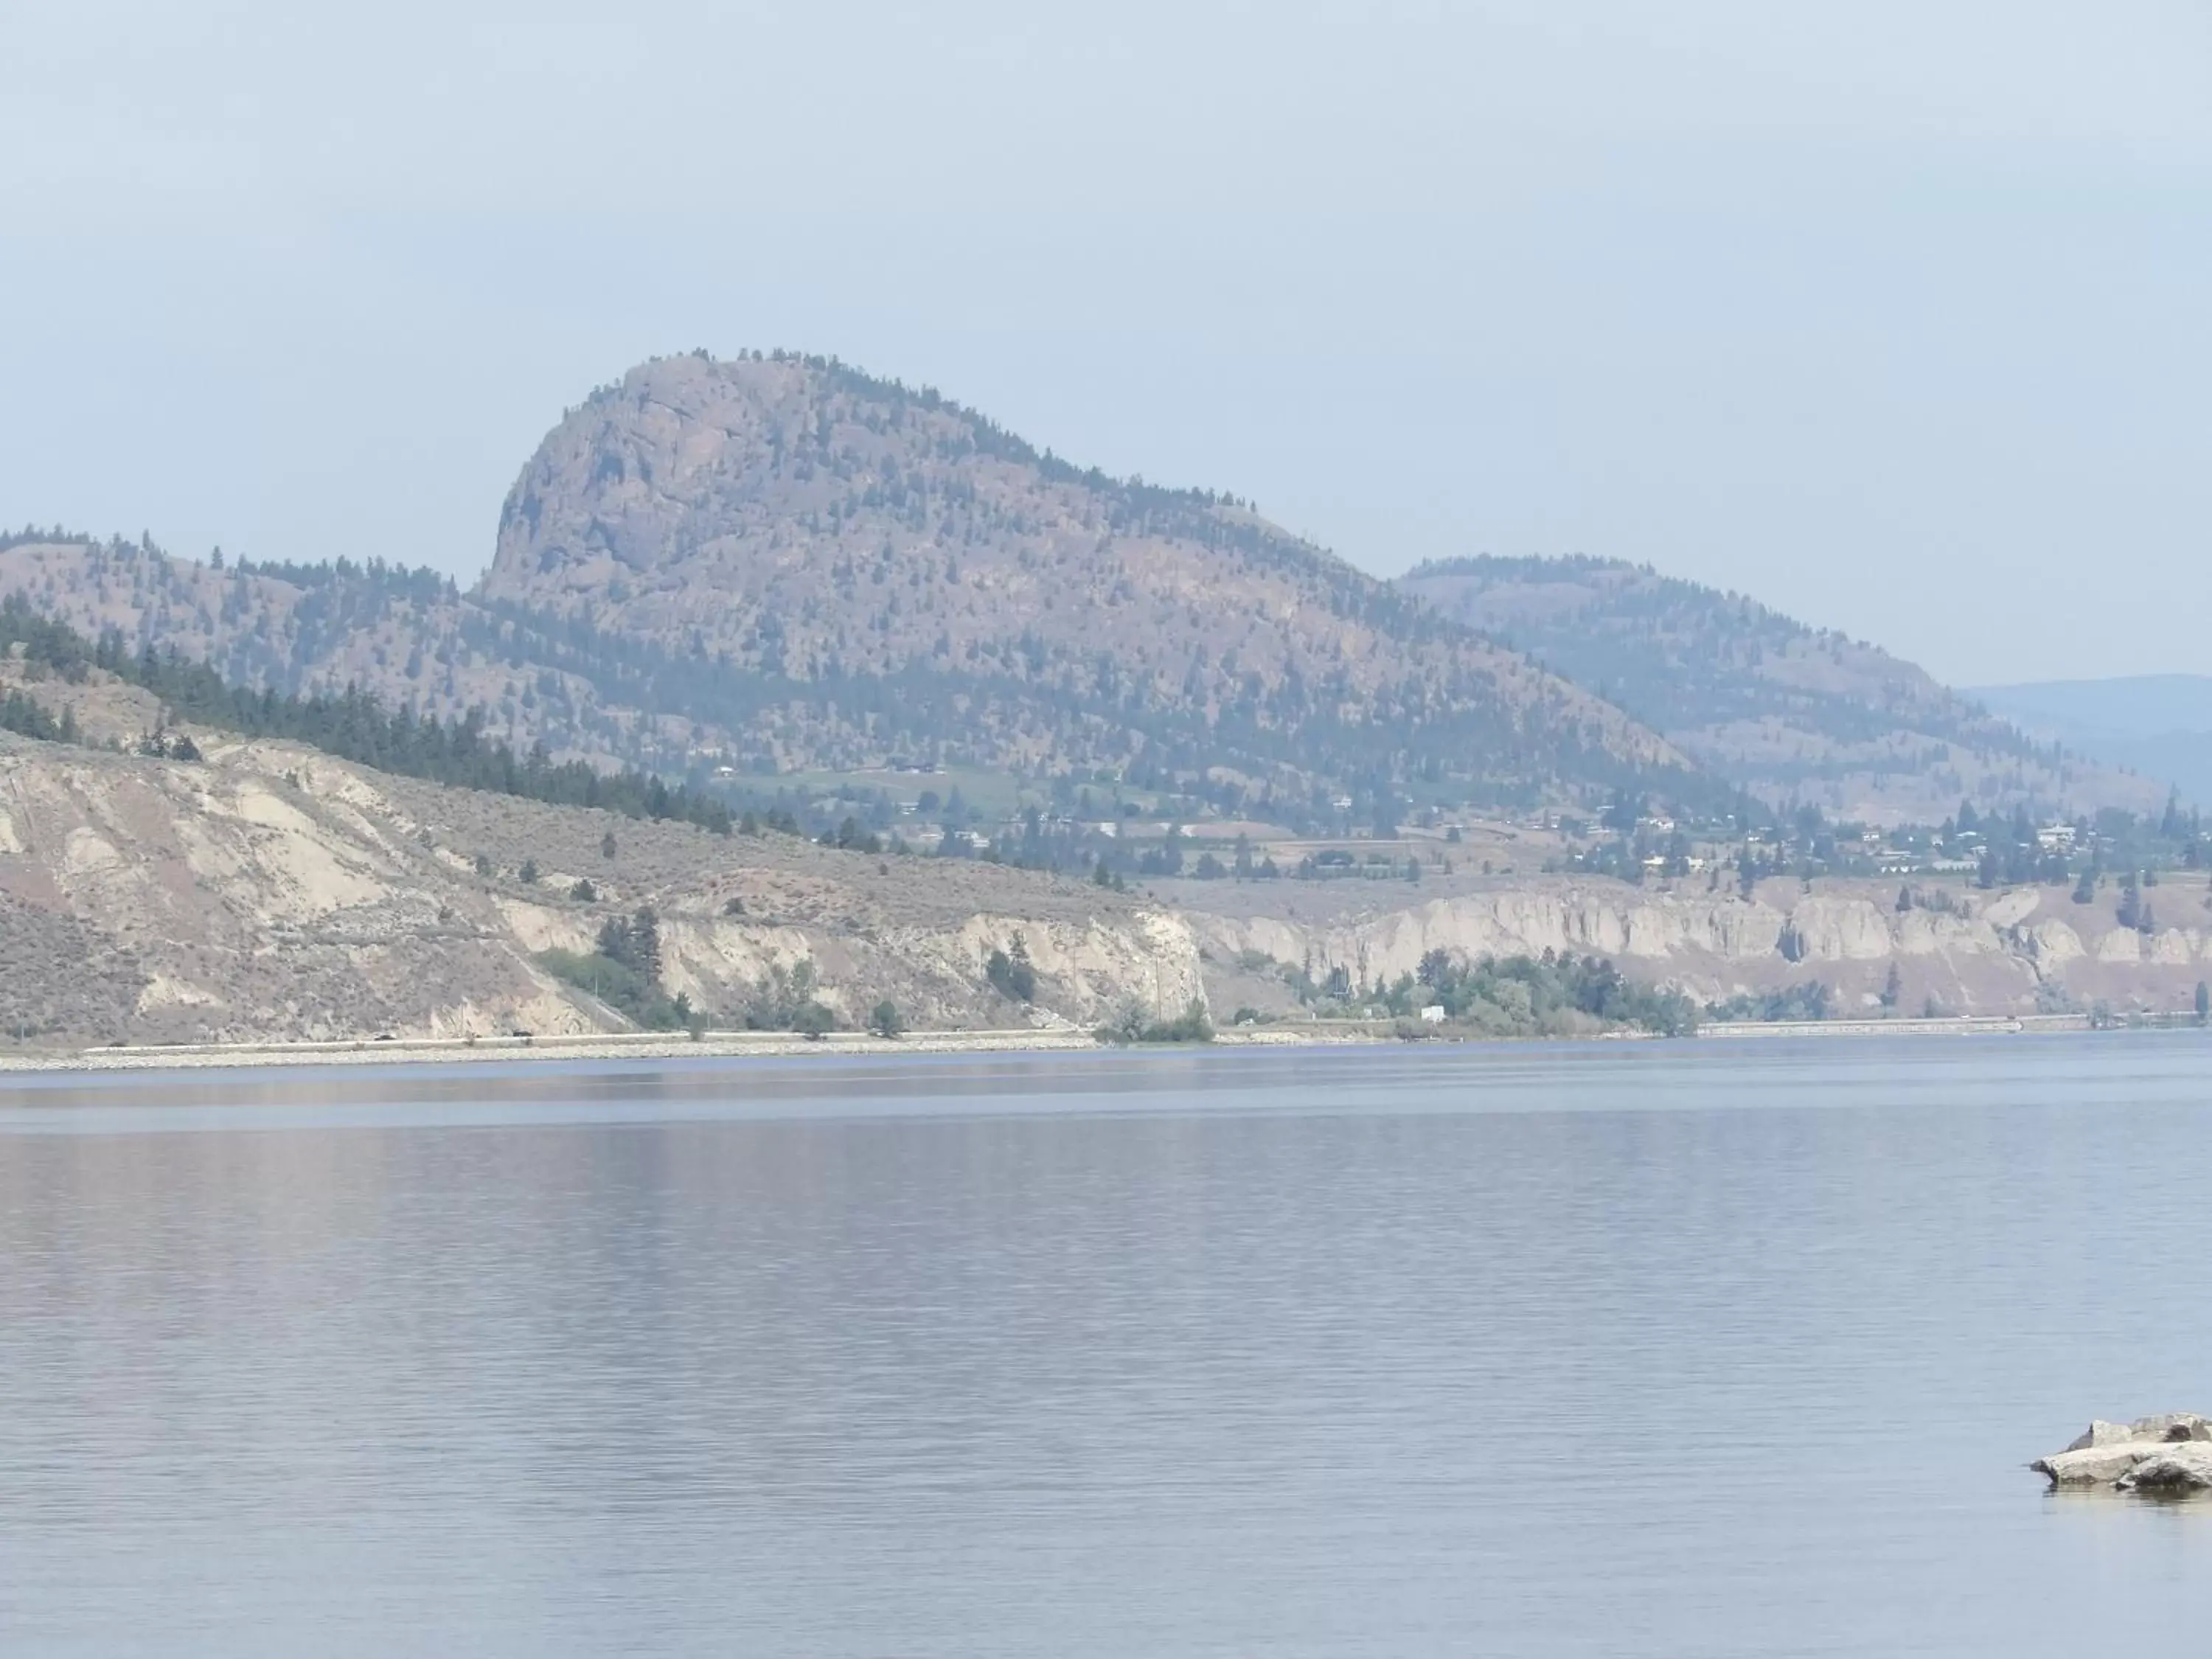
[[0, 1024, 1363, 1074], [0, 1010, 2183, 1076]]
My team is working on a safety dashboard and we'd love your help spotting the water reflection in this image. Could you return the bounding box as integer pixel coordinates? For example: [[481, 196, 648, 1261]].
[[0, 1037, 2208, 1655]]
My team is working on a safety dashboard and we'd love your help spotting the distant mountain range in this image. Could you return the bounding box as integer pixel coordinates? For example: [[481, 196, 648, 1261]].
[[1396, 556, 2164, 823], [0, 352, 2175, 829], [1970, 676, 2212, 808]]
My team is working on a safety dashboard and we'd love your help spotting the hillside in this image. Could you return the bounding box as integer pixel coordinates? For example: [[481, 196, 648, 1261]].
[[3, 717, 2203, 1054], [0, 532, 630, 762], [0, 356, 1708, 824], [1972, 675, 2212, 807], [0, 728, 1204, 1048], [1397, 556, 2164, 824], [478, 352, 1699, 812]]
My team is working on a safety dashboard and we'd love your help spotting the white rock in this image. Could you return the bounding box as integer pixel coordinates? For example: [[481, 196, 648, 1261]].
[[2063, 1420, 2141, 1451], [2126, 1413, 2211, 1443], [2034, 1442, 2165, 1486], [2035, 1413, 2212, 1492]]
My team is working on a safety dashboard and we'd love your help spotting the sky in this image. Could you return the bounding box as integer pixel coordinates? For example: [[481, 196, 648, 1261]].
[[4, 1, 2206, 686]]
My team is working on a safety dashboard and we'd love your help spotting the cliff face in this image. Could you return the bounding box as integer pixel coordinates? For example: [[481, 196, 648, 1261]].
[[1188, 880, 2212, 1018], [0, 735, 1206, 1047]]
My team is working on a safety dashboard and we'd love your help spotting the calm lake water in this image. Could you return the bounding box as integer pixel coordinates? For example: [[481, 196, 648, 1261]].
[[1, 1035, 2207, 1656]]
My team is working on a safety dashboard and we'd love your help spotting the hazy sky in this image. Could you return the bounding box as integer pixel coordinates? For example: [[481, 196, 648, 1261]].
[[4, 1, 2206, 684]]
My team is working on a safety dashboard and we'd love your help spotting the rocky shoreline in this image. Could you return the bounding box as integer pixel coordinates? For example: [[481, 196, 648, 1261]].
[[2032, 1415, 2212, 1495]]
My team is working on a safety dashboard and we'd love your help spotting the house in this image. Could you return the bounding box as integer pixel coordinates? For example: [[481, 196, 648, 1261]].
[[1419, 1005, 1447, 1024]]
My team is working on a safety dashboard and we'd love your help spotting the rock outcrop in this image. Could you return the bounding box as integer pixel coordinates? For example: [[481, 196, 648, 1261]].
[[2033, 1415, 2212, 1494]]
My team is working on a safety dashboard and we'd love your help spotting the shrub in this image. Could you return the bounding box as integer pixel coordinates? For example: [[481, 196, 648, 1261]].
[[1096, 998, 1214, 1045], [535, 947, 692, 1032], [735, 959, 836, 1035], [869, 999, 905, 1038], [984, 933, 1037, 1001]]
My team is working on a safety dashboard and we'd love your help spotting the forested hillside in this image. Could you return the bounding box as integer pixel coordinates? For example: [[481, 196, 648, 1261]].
[[479, 352, 1698, 813], [1, 355, 1719, 825], [1397, 555, 2163, 823]]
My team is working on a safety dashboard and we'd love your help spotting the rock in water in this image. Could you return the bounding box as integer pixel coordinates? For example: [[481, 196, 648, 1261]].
[[2035, 1415, 2212, 1493], [2034, 1443, 2164, 1486], [2118, 1445, 2212, 1494]]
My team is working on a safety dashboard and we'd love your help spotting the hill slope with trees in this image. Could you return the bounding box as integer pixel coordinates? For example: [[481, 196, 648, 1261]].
[[478, 352, 1700, 815], [1397, 555, 2163, 823], [1, 355, 1719, 827]]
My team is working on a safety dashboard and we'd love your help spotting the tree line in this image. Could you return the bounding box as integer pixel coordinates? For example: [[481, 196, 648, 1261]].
[[0, 595, 733, 835]]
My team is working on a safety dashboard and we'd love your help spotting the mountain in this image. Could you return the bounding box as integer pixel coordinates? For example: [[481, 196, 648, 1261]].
[[1396, 556, 2165, 824], [477, 351, 1696, 811], [1970, 677, 2212, 807], [0, 353, 1708, 823]]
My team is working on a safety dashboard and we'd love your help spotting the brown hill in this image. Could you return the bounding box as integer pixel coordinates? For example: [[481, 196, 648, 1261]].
[[479, 352, 1692, 806], [1398, 555, 2165, 823], [3, 348, 1705, 823]]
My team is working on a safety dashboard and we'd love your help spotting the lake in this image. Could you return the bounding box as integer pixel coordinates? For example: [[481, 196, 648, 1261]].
[[1, 1035, 2206, 1656]]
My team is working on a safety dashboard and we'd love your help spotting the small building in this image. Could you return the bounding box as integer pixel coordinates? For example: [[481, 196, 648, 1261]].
[[1419, 1005, 1447, 1024]]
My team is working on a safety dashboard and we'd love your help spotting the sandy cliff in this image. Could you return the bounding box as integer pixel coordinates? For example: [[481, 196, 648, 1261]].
[[0, 734, 1204, 1046], [1186, 878, 2212, 1018]]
